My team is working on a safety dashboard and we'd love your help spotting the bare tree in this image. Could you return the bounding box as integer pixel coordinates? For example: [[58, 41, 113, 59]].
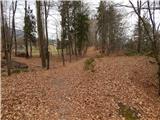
[[130, 0, 160, 95], [24, 0, 29, 58], [11, 0, 17, 56], [59, 1, 67, 66], [1, 1, 11, 75], [137, 0, 142, 53], [36, 1, 47, 68], [44, 1, 50, 69]]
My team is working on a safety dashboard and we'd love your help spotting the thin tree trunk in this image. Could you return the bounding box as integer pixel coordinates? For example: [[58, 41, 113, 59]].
[[68, 37, 72, 62], [137, 0, 142, 53], [30, 40, 32, 57], [1, 1, 11, 75], [36, 1, 46, 68], [71, 38, 74, 55], [66, 4, 71, 62], [60, 2, 66, 66], [74, 34, 78, 59], [158, 63, 160, 95], [8, 4, 12, 75], [61, 45, 65, 66], [24, 1, 29, 58], [44, 1, 49, 69], [6, 25, 11, 76], [14, 27, 17, 56], [11, 1, 17, 56]]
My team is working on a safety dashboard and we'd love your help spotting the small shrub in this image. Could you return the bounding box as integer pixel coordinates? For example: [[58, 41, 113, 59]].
[[95, 54, 104, 58], [12, 68, 29, 74], [145, 51, 154, 57], [124, 50, 140, 56], [84, 58, 95, 72], [118, 102, 139, 120]]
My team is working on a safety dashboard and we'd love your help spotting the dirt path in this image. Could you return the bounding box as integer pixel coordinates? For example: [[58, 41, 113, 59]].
[[1, 48, 160, 120]]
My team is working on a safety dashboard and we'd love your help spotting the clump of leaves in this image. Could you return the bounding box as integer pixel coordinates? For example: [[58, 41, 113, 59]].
[[118, 102, 139, 120], [84, 58, 95, 72]]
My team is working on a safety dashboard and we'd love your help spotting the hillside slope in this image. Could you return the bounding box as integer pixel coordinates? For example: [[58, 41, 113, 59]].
[[1, 55, 160, 119]]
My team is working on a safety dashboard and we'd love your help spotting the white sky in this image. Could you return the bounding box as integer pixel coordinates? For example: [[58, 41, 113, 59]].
[[6, 0, 160, 40]]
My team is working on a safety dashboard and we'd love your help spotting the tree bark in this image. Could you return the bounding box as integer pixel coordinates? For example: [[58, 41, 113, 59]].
[[66, 3, 72, 62], [24, 1, 29, 58], [36, 1, 46, 68], [1, 1, 11, 76], [30, 40, 32, 57], [44, 1, 50, 69], [11, 1, 17, 56], [137, 0, 142, 53], [61, 43, 65, 66]]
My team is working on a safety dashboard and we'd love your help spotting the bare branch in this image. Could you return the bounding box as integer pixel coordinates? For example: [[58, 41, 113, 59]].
[[129, 0, 153, 42], [115, 3, 160, 10]]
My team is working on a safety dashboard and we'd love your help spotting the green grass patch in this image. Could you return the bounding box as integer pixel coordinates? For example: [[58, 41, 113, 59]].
[[31, 45, 58, 56], [118, 102, 139, 120]]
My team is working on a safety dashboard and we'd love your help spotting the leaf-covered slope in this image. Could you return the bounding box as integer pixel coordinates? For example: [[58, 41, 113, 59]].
[[1, 56, 160, 120]]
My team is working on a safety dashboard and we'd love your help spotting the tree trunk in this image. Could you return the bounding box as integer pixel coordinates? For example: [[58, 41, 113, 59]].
[[44, 1, 49, 69], [66, 4, 72, 62], [1, 1, 11, 75], [30, 40, 32, 57], [25, 38, 29, 58], [74, 34, 78, 59], [71, 38, 74, 55], [157, 61, 160, 95], [69, 39, 72, 62], [137, 0, 142, 53], [36, 1, 46, 68], [12, 1, 17, 56], [61, 41, 65, 66], [14, 27, 17, 56], [24, 1, 29, 58]]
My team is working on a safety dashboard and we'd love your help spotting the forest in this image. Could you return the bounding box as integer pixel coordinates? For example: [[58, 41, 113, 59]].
[[1, 0, 160, 119]]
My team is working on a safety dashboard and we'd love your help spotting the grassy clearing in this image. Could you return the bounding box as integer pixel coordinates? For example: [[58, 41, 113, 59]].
[[30, 45, 58, 56]]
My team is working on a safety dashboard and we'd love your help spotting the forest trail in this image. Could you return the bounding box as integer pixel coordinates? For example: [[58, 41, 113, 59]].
[[1, 48, 160, 120]]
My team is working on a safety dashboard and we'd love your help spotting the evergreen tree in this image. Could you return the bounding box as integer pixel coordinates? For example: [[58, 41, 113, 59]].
[[23, 6, 36, 57], [97, 1, 108, 54], [75, 5, 89, 56], [71, 1, 89, 56]]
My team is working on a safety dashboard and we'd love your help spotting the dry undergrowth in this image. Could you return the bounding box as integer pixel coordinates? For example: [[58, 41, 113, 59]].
[[84, 57, 95, 72]]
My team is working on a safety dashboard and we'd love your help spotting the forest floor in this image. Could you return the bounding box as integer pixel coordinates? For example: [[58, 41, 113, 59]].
[[1, 47, 160, 120]]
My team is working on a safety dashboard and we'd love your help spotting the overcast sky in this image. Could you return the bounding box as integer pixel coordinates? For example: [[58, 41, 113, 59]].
[[6, 0, 160, 40]]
